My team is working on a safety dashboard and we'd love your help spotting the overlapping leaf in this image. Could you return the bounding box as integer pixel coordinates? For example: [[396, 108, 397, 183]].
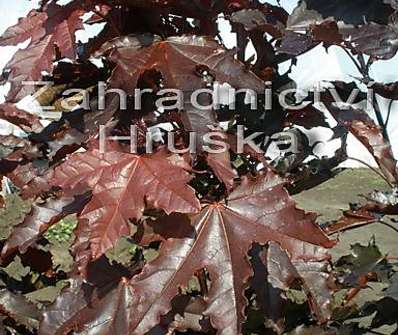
[[0, 0, 395, 334], [327, 105, 398, 185], [0, 103, 42, 132], [265, 242, 334, 323], [278, 31, 317, 56], [124, 170, 334, 334], [108, 35, 265, 93], [0, 2, 85, 101], [40, 278, 134, 335], [1, 192, 90, 261], [335, 240, 392, 287], [372, 81, 398, 100], [346, 24, 398, 60], [230, 8, 286, 37], [324, 190, 398, 234], [106, 35, 266, 153], [296, 0, 394, 25], [0, 290, 40, 331], [50, 146, 200, 259], [286, 0, 398, 59], [206, 151, 237, 191]]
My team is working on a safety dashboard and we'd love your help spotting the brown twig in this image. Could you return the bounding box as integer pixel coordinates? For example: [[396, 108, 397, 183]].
[[342, 48, 391, 143], [380, 220, 398, 234], [92, 8, 121, 35], [346, 157, 394, 188], [341, 47, 363, 77], [373, 98, 390, 143], [385, 99, 394, 129]]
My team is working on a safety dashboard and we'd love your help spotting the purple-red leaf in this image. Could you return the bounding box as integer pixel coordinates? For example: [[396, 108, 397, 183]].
[[327, 105, 398, 185], [0, 103, 42, 131], [2, 3, 84, 101], [0, 10, 46, 46], [265, 242, 334, 323], [108, 35, 265, 93], [50, 147, 200, 259], [126, 170, 334, 334], [40, 278, 134, 335], [206, 151, 237, 191], [345, 24, 398, 60], [372, 81, 398, 100]]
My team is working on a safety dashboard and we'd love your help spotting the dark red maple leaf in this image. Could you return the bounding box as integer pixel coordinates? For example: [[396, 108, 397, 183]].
[[264, 242, 334, 322], [323, 206, 381, 235], [206, 151, 237, 191], [50, 146, 200, 259], [311, 21, 343, 44], [40, 252, 142, 335], [124, 170, 334, 334], [324, 191, 398, 234], [371, 81, 398, 100], [345, 24, 398, 60], [1, 1, 396, 334], [0, 10, 47, 46], [288, 0, 394, 29], [278, 31, 317, 56], [108, 36, 265, 153], [108, 35, 265, 93], [0, 2, 85, 101], [0, 103, 42, 132], [229, 8, 286, 38], [287, 1, 398, 59], [327, 105, 398, 185], [285, 104, 329, 129], [40, 278, 134, 335]]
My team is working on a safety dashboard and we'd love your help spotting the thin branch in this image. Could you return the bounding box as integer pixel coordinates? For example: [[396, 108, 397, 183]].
[[92, 8, 121, 35], [355, 52, 390, 142], [357, 53, 371, 80], [366, 57, 375, 75], [217, 33, 225, 47], [373, 97, 390, 143], [346, 157, 394, 188], [341, 47, 364, 77], [380, 220, 398, 234], [342, 47, 390, 143], [385, 99, 394, 129], [368, 330, 388, 335], [327, 219, 378, 236], [343, 287, 362, 305]]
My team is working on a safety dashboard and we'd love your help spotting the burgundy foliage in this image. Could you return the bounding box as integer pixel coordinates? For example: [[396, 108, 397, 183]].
[[0, 0, 397, 334]]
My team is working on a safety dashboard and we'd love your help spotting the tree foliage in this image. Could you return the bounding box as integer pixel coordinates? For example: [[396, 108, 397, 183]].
[[0, 0, 397, 334]]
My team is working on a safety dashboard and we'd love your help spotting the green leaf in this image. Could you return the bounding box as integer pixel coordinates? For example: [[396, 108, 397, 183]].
[[3, 256, 30, 281], [105, 237, 139, 267]]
